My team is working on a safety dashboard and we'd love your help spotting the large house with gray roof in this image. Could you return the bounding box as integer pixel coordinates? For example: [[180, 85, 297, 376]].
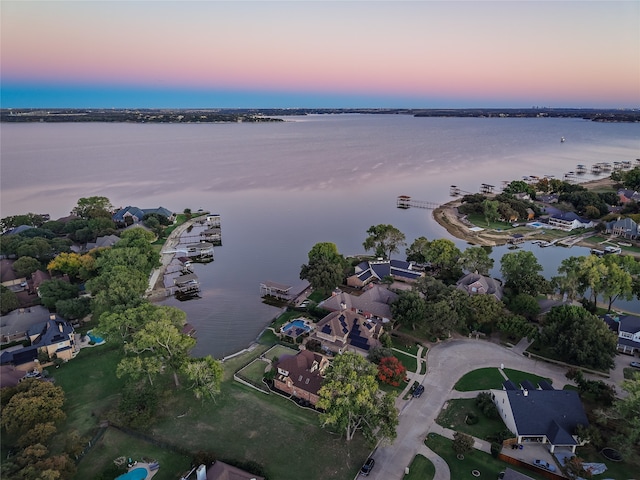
[[456, 272, 504, 301], [346, 259, 424, 288], [605, 217, 639, 240], [603, 313, 640, 355], [112, 206, 174, 227], [491, 381, 589, 453], [318, 284, 398, 323]]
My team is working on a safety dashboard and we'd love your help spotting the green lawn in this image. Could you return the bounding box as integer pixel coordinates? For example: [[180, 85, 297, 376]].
[[52, 337, 370, 480], [467, 213, 515, 231], [394, 349, 418, 373], [403, 454, 435, 480], [425, 433, 547, 480], [575, 444, 638, 478], [236, 359, 270, 387], [436, 398, 508, 441], [454, 367, 505, 391]]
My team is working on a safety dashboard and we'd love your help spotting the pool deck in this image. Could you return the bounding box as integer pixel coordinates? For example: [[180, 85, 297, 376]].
[[126, 462, 159, 479], [75, 333, 105, 350]]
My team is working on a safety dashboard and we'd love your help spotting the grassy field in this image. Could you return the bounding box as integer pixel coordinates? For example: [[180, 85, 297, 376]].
[[51, 334, 370, 480], [436, 398, 507, 440], [394, 349, 418, 373], [502, 368, 552, 388], [402, 454, 435, 480], [574, 443, 638, 478]]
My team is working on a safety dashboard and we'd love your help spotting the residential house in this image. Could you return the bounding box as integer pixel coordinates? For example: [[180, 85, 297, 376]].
[[456, 273, 504, 301], [318, 284, 398, 323], [0, 314, 77, 370], [308, 309, 383, 354], [112, 206, 175, 227], [547, 212, 595, 231], [617, 189, 640, 204], [605, 217, 639, 240], [193, 461, 265, 480], [346, 259, 424, 288], [0, 258, 26, 292], [603, 313, 640, 355], [273, 349, 329, 406], [0, 305, 53, 343], [491, 381, 589, 453]]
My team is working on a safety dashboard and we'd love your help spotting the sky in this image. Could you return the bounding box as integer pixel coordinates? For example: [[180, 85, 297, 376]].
[[1, 1, 639, 109]]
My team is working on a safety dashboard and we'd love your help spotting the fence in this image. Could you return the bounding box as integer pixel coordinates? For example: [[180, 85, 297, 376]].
[[498, 453, 566, 480]]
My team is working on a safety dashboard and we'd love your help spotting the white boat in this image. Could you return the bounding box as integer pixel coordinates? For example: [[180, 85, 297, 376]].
[[560, 137, 565, 143]]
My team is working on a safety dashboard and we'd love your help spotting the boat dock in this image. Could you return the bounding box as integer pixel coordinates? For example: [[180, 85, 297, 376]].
[[397, 196, 440, 210]]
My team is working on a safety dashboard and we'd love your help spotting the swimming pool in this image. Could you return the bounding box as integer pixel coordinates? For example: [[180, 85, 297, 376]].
[[527, 221, 545, 228], [281, 319, 313, 338], [87, 330, 105, 344], [115, 467, 147, 480]]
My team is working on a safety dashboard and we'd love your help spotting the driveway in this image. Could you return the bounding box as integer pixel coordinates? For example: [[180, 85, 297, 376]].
[[365, 337, 580, 480]]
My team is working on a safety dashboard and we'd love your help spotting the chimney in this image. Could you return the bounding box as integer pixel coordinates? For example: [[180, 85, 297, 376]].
[[340, 302, 347, 311], [523, 389, 528, 397]]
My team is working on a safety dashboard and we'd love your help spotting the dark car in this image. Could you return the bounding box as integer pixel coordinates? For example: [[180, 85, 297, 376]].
[[412, 384, 425, 398], [360, 458, 375, 476], [631, 361, 640, 369]]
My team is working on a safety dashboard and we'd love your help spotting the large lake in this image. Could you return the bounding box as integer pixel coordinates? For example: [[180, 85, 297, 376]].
[[2, 114, 639, 357]]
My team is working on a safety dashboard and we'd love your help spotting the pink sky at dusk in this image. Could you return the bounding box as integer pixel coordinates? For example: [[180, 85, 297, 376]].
[[1, 1, 639, 108]]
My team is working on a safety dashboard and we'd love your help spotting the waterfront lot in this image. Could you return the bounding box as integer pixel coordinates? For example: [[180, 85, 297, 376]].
[[52, 338, 368, 480]]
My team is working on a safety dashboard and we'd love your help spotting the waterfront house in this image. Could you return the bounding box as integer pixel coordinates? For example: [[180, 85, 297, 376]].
[[193, 461, 264, 480], [346, 259, 424, 288], [547, 212, 595, 231], [0, 305, 53, 343], [456, 272, 504, 301], [605, 217, 639, 240], [273, 350, 329, 406], [112, 205, 175, 227], [603, 313, 640, 355], [318, 284, 398, 323], [617, 189, 640, 204], [308, 309, 383, 355], [491, 381, 589, 453]]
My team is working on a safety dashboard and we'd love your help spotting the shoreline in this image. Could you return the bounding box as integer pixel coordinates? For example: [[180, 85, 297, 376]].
[[432, 176, 619, 249]]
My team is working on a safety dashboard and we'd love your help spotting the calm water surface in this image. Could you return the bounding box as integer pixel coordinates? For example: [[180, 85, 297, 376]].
[[2, 115, 639, 357]]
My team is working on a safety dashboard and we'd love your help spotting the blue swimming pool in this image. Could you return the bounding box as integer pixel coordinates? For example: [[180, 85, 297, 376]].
[[115, 467, 147, 480], [87, 330, 104, 344], [282, 319, 312, 338], [527, 221, 545, 228]]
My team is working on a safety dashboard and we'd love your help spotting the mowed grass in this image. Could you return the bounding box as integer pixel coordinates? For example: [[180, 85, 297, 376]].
[[55, 340, 369, 480], [454, 367, 505, 391], [436, 398, 507, 440], [394, 349, 418, 373], [502, 368, 551, 388], [403, 454, 435, 480], [74, 427, 192, 480], [425, 433, 548, 480]]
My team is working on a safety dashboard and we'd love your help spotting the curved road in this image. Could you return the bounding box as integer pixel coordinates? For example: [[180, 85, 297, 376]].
[[366, 337, 621, 480]]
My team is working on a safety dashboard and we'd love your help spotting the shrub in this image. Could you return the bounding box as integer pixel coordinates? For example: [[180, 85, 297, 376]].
[[490, 442, 502, 458]]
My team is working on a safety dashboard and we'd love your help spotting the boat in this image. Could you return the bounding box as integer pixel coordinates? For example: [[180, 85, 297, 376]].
[[576, 164, 587, 174], [618, 242, 632, 247], [560, 137, 565, 143], [604, 246, 622, 255]]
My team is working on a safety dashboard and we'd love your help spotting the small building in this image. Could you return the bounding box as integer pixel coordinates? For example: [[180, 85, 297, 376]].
[[509, 234, 525, 245], [491, 381, 589, 453], [186, 242, 214, 258], [273, 350, 329, 406]]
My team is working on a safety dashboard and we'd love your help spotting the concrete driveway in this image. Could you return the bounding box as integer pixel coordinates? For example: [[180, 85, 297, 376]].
[[365, 337, 582, 480]]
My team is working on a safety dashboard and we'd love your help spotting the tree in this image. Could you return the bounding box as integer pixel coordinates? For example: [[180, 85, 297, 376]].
[[377, 357, 407, 387], [71, 196, 113, 219], [1, 213, 48, 232], [299, 242, 347, 295], [600, 255, 634, 312], [467, 294, 504, 331], [497, 314, 537, 341], [13, 256, 41, 278], [121, 310, 195, 387], [55, 297, 91, 321], [0, 285, 20, 314], [452, 431, 474, 455], [317, 352, 398, 444], [86, 265, 148, 318], [500, 250, 547, 296], [38, 279, 79, 310], [391, 290, 427, 330], [183, 356, 224, 401], [424, 238, 462, 282], [363, 224, 406, 260], [96, 303, 167, 344], [47, 252, 96, 280], [506, 293, 540, 321], [459, 246, 494, 275], [482, 199, 500, 225], [405, 236, 430, 264], [1, 379, 66, 437], [539, 305, 617, 370]]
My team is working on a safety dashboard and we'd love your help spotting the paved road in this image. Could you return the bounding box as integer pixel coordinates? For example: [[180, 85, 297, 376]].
[[365, 336, 625, 480]]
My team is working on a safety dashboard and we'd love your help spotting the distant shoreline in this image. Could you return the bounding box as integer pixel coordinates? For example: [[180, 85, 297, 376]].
[[1, 107, 638, 123]]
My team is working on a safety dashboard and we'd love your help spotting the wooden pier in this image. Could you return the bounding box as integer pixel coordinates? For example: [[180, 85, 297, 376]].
[[397, 196, 440, 210]]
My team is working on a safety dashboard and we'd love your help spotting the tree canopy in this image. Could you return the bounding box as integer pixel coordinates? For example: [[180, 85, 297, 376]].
[[317, 352, 398, 444], [363, 224, 406, 260], [500, 250, 548, 296], [300, 242, 347, 295], [459, 246, 494, 276], [71, 196, 114, 219]]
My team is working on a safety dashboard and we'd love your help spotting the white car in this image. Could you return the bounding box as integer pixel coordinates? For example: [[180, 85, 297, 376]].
[[533, 459, 556, 472]]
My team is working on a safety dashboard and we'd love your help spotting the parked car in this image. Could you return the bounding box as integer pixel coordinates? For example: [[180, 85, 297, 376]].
[[630, 361, 640, 369], [533, 459, 556, 472], [412, 384, 425, 398], [360, 458, 375, 476]]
